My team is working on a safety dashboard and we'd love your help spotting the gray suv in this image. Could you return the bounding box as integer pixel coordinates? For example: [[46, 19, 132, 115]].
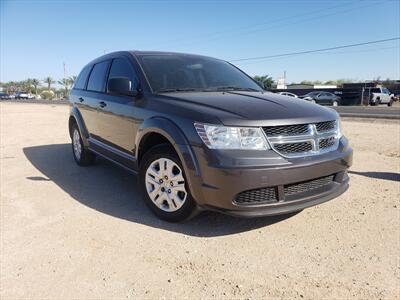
[[68, 51, 353, 222]]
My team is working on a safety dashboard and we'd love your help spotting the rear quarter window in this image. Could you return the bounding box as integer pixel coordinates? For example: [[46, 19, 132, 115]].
[[74, 65, 92, 90]]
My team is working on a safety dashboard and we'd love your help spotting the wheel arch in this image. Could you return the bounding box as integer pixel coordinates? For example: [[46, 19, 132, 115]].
[[136, 117, 203, 203], [69, 107, 89, 147]]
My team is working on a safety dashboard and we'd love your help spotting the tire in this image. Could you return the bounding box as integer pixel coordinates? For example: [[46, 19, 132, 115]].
[[139, 144, 197, 222], [388, 101, 393, 107], [71, 123, 96, 166]]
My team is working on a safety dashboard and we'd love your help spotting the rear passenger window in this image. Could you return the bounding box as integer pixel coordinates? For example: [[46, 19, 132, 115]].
[[74, 65, 92, 90], [108, 58, 139, 91], [87, 61, 110, 92]]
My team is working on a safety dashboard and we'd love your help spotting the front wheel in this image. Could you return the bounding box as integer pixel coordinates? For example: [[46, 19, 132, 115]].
[[139, 145, 197, 222]]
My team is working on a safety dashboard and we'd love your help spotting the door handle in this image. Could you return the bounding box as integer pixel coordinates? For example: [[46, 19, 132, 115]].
[[78, 97, 84, 102], [99, 101, 107, 108]]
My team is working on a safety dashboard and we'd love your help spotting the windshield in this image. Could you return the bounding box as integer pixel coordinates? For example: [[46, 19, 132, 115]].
[[138, 54, 262, 93]]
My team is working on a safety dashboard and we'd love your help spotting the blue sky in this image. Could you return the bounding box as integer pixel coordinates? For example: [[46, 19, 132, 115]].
[[1, 0, 399, 84]]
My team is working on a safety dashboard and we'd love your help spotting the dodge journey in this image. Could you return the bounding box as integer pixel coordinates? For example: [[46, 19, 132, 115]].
[[68, 51, 353, 222]]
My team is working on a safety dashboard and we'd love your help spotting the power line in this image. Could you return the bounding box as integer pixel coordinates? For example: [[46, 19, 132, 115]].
[[230, 37, 400, 62], [160, 0, 386, 48], [234, 46, 399, 66], [161, 2, 353, 46]]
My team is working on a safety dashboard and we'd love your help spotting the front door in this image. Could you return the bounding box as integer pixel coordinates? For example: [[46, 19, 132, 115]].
[[95, 57, 141, 157]]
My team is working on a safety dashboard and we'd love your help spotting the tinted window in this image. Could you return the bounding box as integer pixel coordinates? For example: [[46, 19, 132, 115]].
[[371, 88, 381, 93], [138, 55, 262, 92], [108, 58, 138, 91], [74, 65, 92, 90], [87, 61, 110, 92]]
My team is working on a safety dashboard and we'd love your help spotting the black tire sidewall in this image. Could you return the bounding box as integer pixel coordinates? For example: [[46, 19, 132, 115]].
[[71, 124, 95, 166], [139, 144, 197, 222]]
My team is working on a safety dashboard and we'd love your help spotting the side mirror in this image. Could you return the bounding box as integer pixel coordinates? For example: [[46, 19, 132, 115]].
[[108, 77, 138, 97]]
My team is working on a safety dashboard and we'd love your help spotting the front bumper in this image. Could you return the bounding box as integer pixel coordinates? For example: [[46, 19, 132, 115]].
[[188, 137, 353, 217]]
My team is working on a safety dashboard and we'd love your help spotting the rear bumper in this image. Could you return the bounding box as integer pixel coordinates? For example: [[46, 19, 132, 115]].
[[188, 137, 353, 217]]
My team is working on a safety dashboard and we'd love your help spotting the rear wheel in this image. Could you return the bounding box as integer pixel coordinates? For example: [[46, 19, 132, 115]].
[[388, 100, 393, 107], [139, 144, 197, 222], [71, 124, 96, 166]]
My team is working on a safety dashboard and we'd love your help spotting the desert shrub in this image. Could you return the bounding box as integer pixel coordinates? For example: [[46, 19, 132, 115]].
[[40, 90, 55, 100]]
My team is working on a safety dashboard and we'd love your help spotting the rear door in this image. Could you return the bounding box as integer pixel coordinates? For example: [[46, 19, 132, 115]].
[[84, 60, 111, 141], [70, 64, 96, 136], [318, 92, 331, 105], [381, 88, 390, 103], [96, 57, 141, 156]]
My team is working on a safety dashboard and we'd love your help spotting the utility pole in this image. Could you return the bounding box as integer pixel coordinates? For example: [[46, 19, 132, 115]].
[[284, 71, 287, 89], [63, 62, 67, 99]]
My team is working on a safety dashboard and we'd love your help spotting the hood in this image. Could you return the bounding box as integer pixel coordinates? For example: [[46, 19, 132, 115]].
[[158, 91, 339, 127]]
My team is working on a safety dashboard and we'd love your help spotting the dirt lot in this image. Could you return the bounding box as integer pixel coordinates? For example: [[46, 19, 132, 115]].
[[1, 102, 399, 299]]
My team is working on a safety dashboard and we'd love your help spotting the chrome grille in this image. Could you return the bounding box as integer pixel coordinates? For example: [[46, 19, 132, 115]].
[[284, 175, 334, 196], [264, 120, 339, 157], [319, 136, 336, 149], [315, 120, 336, 133], [274, 142, 312, 154], [234, 187, 277, 205], [263, 124, 309, 136]]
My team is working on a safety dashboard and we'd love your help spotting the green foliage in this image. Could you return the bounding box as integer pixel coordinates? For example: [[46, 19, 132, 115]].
[[253, 75, 274, 89], [31, 79, 41, 95], [40, 90, 55, 100], [43, 76, 55, 90]]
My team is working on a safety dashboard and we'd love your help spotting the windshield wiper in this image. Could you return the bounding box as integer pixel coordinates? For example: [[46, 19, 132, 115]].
[[156, 88, 199, 93], [210, 86, 261, 92]]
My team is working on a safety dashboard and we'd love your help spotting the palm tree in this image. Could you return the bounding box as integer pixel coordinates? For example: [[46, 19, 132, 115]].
[[43, 76, 55, 91], [254, 75, 274, 89], [58, 78, 70, 98], [68, 75, 77, 84], [24, 79, 34, 93], [31, 79, 40, 96]]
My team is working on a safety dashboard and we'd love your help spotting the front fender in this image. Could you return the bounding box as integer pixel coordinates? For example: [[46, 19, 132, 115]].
[[136, 117, 204, 204]]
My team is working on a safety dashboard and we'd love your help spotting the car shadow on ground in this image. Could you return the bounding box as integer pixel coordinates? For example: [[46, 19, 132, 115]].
[[23, 144, 298, 237], [348, 170, 400, 182]]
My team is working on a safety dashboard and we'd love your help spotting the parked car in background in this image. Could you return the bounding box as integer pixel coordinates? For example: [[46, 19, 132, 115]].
[[68, 50, 352, 222], [278, 91, 298, 98], [0, 93, 10, 100], [15, 92, 29, 99], [365, 87, 394, 106], [300, 91, 341, 106], [15, 92, 35, 99]]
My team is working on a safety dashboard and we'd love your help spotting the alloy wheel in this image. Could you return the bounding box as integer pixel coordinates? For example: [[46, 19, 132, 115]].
[[145, 158, 187, 212], [72, 128, 82, 160]]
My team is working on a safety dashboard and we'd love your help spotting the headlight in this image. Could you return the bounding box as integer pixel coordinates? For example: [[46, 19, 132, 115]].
[[194, 123, 270, 150]]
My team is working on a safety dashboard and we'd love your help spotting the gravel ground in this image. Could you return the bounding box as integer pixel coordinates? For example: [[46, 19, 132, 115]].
[[1, 102, 399, 299]]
